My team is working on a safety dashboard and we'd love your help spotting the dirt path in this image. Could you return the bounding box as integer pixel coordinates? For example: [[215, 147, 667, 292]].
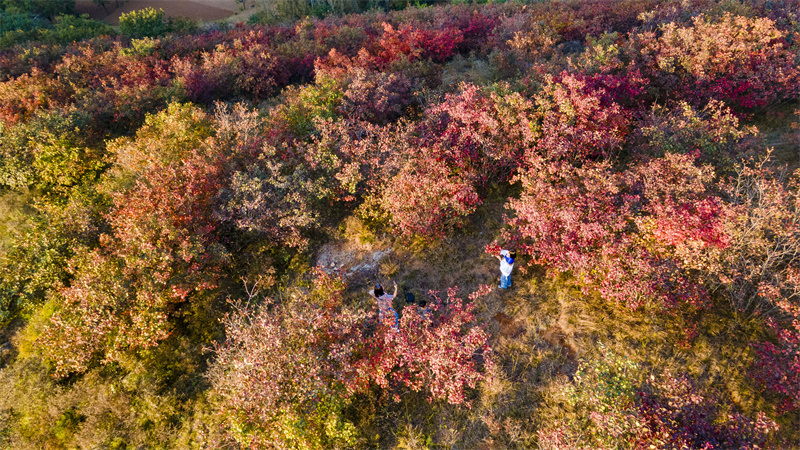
[[75, 0, 252, 24]]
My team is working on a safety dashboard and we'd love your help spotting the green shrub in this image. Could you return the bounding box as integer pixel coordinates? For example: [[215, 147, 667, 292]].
[[119, 7, 167, 39], [118, 7, 196, 39], [1, 0, 74, 18], [0, 110, 103, 195], [0, 12, 110, 49], [42, 14, 115, 44], [0, 11, 46, 49], [0, 11, 45, 34]]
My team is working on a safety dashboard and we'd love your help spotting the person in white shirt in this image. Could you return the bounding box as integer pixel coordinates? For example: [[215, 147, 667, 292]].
[[496, 249, 516, 289]]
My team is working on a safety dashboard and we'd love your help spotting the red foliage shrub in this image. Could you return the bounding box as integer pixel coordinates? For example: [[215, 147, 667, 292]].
[[539, 355, 779, 449], [41, 153, 224, 376], [377, 22, 425, 64], [340, 68, 412, 124], [452, 10, 500, 53], [507, 153, 727, 309], [753, 288, 800, 412], [209, 273, 492, 447], [106, 154, 223, 285], [157, 29, 230, 59], [0, 69, 66, 125], [574, 71, 649, 111], [420, 84, 535, 181], [208, 269, 363, 448], [314, 48, 379, 80], [628, 13, 800, 111], [53, 43, 175, 128], [378, 158, 481, 239], [347, 286, 492, 406], [629, 154, 731, 254], [419, 26, 464, 63], [172, 30, 289, 103], [376, 22, 464, 66], [530, 72, 629, 162]]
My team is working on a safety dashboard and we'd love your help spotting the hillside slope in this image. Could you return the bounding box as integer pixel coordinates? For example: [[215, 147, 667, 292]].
[[0, 0, 798, 448]]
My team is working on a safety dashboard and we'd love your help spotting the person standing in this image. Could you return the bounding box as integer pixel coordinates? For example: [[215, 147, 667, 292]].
[[417, 299, 431, 320], [370, 281, 399, 329], [496, 249, 516, 289]]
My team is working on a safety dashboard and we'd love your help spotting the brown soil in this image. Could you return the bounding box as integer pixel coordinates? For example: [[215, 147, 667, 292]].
[[541, 323, 577, 361], [75, 0, 249, 24], [493, 312, 526, 339]]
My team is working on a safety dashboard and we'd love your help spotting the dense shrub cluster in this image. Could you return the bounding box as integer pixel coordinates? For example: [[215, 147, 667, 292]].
[[538, 351, 780, 449], [506, 154, 727, 310], [210, 271, 490, 447]]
